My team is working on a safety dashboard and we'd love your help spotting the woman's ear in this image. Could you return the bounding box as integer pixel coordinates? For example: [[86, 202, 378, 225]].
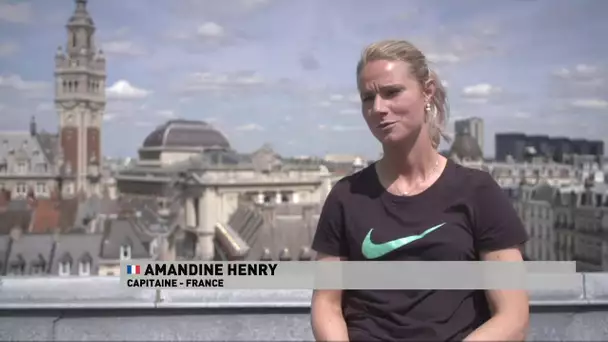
[[424, 78, 436, 103]]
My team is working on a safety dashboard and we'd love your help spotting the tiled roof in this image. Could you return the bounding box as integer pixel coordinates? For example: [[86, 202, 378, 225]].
[[220, 203, 320, 261], [100, 218, 152, 260], [50, 233, 103, 275], [29, 198, 79, 234], [35, 131, 60, 166], [0, 131, 55, 173], [5, 234, 55, 274]]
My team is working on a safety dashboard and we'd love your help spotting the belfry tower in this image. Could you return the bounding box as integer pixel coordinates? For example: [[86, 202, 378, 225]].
[[54, 0, 106, 196]]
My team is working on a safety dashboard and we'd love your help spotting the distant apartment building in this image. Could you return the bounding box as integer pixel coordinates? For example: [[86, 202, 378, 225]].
[[457, 150, 608, 271], [495, 133, 604, 163], [454, 117, 484, 157]]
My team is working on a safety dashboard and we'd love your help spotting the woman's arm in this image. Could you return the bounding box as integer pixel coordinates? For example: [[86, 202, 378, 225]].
[[311, 253, 349, 342], [464, 247, 530, 342]]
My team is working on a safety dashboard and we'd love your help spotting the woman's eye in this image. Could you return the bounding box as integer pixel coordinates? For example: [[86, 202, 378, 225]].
[[385, 89, 400, 98]]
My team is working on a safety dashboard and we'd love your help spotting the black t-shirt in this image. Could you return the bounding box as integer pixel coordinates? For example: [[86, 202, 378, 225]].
[[311, 159, 529, 342]]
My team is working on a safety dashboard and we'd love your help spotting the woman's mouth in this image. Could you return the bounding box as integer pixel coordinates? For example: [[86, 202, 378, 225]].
[[377, 121, 396, 130]]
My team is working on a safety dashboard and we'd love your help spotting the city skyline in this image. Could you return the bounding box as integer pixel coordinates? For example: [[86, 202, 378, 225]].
[[0, 0, 607, 159]]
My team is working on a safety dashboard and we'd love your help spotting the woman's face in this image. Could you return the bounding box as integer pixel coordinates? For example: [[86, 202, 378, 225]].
[[358, 59, 431, 145]]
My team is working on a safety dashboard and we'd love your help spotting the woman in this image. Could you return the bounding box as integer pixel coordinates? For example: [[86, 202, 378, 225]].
[[310, 39, 529, 342]]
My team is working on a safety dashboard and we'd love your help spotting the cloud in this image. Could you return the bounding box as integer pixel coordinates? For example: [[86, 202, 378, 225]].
[[329, 94, 344, 101], [165, 21, 249, 49], [338, 108, 359, 116], [552, 64, 599, 79], [0, 2, 32, 23], [0, 42, 19, 57], [549, 63, 607, 110], [462, 83, 502, 97], [170, 0, 275, 19], [426, 53, 461, 64], [551, 63, 605, 89], [103, 114, 116, 122], [104, 102, 148, 124], [106, 80, 151, 99], [197, 22, 226, 39], [101, 40, 147, 56], [413, 24, 500, 66], [318, 124, 366, 132], [177, 71, 265, 93], [135, 121, 154, 127], [569, 99, 608, 110], [156, 110, 178, 119], [35, 103, 53, 113], [513, 111, 530, 119], [235, 123, 264, 131], [0, 74, 50, 96]]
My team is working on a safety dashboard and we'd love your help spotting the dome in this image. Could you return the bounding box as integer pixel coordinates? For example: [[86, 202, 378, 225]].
[[142, 119, 230, 150], [448, 129, 483, 161]]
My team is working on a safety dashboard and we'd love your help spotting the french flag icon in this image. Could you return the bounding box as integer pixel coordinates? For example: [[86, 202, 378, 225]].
[[127, 264, 141, 275]]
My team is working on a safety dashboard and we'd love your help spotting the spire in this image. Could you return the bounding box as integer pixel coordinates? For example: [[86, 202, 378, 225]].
[[65, 0, 95, 57], [68, 0, 94, 28], [29, 116, 37, 136]]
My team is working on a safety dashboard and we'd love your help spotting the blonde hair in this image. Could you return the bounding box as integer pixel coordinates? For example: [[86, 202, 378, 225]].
[[356, 39, 451, 149]]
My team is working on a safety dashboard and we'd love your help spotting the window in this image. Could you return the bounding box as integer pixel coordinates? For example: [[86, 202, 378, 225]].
[[15, 183, 27, 196], [31, 263, 45, 274], [78, 261, 91, 276], [36, 182, 46, 195], [17, 162, 27, 174], [9, 263, 25, 275], [120, 245, 131, 260], [58, 262, 71, 276]]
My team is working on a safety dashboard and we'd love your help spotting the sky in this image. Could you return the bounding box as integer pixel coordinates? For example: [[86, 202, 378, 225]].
[[0, 0, 607, 159]]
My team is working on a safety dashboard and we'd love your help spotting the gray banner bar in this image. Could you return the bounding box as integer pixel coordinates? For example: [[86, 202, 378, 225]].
[[120, 261, 577, 290]]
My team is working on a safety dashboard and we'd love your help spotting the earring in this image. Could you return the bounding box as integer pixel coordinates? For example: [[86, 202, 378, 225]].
[[426, 102, 437, 119]]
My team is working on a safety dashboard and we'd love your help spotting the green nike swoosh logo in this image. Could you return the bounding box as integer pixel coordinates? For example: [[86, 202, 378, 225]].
[[361, 223, 446, 259]]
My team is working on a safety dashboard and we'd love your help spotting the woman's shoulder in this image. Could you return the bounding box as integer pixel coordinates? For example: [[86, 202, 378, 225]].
[[445, 161, 511, 211], [446, 160, 499, 191], [327, 163, 379, 201]]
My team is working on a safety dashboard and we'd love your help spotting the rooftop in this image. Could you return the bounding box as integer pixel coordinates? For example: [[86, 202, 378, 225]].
[[0, 274, 607, 341]]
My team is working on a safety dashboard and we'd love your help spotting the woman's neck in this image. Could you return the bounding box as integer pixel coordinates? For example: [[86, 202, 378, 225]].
[[381, 134, 439, 181]]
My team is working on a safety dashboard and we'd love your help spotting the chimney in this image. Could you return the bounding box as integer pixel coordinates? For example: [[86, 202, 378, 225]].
[[278, 247, 291, 261]]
